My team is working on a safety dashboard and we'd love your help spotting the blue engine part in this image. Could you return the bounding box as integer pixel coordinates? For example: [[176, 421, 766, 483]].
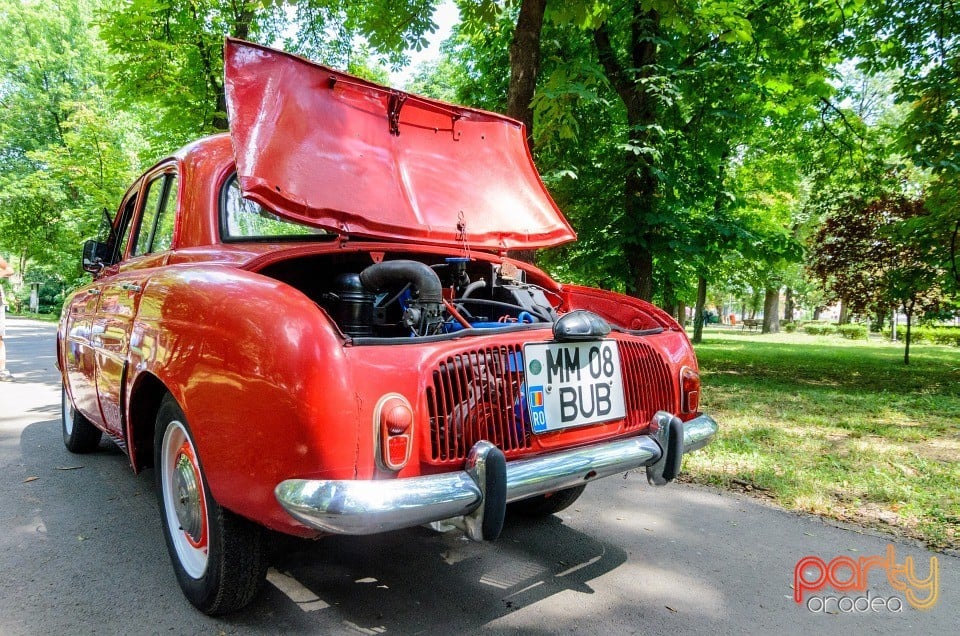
[[441, 310, 537, 333]]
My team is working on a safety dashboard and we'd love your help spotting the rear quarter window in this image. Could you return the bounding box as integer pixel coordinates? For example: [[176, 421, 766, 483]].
[[220, 176, 327, 240]]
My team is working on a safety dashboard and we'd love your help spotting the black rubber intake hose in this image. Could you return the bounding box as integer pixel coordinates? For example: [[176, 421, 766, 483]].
[[359, 260, 443, 305]]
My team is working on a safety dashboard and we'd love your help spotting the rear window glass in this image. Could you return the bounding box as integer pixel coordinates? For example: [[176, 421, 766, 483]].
[[220, 175, 327, 240]]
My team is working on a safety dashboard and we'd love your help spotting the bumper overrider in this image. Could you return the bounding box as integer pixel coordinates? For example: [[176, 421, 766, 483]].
[[275, 411, 718, 541]]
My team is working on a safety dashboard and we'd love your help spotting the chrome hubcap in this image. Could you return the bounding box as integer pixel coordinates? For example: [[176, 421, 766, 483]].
[[161, 419, 208, 578], [174, 453, 203, 543], [62, 387, 74, 435]]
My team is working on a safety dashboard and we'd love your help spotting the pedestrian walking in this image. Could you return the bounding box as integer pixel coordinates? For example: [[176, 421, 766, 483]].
[[0, 255, 14, 381]]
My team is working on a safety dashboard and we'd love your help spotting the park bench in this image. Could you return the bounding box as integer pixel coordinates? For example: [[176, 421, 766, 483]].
[[741, 319, 761, 331]]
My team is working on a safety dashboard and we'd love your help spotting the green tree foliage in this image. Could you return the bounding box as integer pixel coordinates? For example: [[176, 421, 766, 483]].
[[98, 1, 401, 151], [0, 0, 143, 291], [0, 0, 956, 332], [295, 0, 443, 61], [0, 0, 102, 172], [98, 0, 271, 144], [858, 0, 960, 175], [576, 1, 847, 302], [490, 1, 835, 313], [809, 195, 948, 362], [856, 0, 960, 296], [403, 56, 461, 102]]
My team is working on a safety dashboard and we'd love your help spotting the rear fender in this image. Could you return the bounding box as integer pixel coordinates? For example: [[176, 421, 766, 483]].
[[124, 264, 360, 533], [561, 285, 680, 332]]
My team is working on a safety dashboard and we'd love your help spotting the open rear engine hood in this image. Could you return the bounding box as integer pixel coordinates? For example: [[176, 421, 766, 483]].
[[223, 39, 576, 251]]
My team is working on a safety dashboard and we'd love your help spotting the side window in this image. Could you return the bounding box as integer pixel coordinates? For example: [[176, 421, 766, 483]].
[[221, 175, 323, 239], [113, 195, 138, 263], [133, 177, 164, 256], [152, 176, 178, 252], [131, 172, 178, 256]]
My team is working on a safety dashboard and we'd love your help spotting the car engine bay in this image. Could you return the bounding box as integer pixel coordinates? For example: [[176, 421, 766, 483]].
[[259, 253, 561, 340]]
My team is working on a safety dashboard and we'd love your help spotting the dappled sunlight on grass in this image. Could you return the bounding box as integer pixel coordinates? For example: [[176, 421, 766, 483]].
[[684, 328, 960, 551]]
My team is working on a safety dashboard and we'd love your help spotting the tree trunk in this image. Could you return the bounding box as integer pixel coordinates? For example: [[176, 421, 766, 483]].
[[507, 0, 546, 151], [783, 287, 794, 321], [813, 306, 822, 320], [762, 287, 780, 334], [627, 245, 654, 301], [504, 0, 547, 265], [838, 300, 849, 325], [951, 216, 960, 286], [593, 9, 661, 302], [692, 275, 707, 343], [872, 309, 885, 333], [904, 301, 914, 365], [195, 6, 255, 131], [661, 278, 676, 319]]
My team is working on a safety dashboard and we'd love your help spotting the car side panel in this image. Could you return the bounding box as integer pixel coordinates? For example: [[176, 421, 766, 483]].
[[126, 264, 364, 535], [61, 287, 106, 427], [94, 254, 172, 437], [94, 273, 148, 437]]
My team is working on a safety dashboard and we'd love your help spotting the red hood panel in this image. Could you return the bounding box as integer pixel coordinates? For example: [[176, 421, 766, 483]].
[[223, 39, 576, 250]]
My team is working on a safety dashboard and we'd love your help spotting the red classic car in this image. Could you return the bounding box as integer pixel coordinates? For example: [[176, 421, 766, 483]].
[[57, 39, 717, 615]]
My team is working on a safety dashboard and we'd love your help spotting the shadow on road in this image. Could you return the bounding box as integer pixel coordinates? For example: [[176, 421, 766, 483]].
[[19, 415, 635, 633], [233, 514, 629, 633], [14, 414, 646, 634]]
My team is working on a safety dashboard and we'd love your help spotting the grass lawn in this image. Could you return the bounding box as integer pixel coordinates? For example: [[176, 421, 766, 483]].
[[684, 327, 960, 552]]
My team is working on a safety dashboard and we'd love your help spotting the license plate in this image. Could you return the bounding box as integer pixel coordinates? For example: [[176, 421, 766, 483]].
[[523, 340, 626, 433]]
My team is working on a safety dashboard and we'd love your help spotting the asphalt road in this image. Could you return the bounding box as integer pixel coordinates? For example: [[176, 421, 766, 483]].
[[0, 317, 956, 635]]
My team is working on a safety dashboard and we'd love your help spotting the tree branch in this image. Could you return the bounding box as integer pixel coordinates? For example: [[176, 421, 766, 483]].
[[678, 0, 774, 69], [592, 22, 633, 108], [819, 96, 866, 142], [189, 0, 226, 130]]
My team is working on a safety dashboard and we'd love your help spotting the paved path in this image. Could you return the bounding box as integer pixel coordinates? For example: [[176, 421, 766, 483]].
[[0, 317, 956, 634]]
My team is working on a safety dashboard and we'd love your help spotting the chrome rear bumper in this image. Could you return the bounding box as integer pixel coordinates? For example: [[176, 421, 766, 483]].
[[275, 412, 718, 541]]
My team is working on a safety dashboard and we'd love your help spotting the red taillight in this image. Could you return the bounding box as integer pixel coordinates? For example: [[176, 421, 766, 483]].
[[680, 367, 700, 414], [382, 399, 413, 434], [386, 436, 409, 466], [376, 395, 413, 471]]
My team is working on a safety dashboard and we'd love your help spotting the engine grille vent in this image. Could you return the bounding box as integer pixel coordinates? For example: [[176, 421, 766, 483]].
[[617, 340, 677, 432], [426, 345, 531, 463], [425, 339, 676, 464]]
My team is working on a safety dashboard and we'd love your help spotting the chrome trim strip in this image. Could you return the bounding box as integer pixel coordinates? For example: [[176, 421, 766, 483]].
[[683, 413, 719, 453], [276, 435, 663, 536], [275, 472, 483, 536], [503, 435, 662, 503]]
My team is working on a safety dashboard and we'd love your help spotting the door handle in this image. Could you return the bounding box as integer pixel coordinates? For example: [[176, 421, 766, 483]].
[[86, 288, 101, 296], [120, 282, 142, 293]]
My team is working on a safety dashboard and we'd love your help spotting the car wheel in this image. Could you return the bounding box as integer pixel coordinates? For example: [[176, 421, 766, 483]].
[[154, 394, 266, 615], [507, 485, 586, 517], [61, 382, 102, 453]]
